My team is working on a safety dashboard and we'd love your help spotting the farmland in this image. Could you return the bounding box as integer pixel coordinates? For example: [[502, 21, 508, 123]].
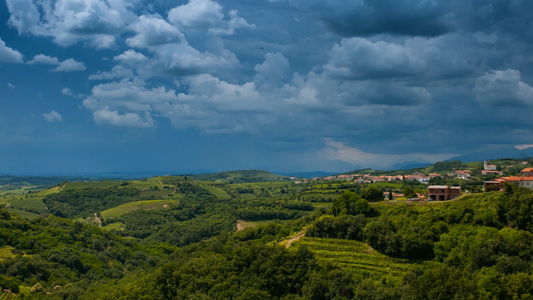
[[293, 237, 415, 282]]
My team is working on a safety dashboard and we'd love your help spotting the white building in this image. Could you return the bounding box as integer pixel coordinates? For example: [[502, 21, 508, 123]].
[[484, 161, 497, 171]]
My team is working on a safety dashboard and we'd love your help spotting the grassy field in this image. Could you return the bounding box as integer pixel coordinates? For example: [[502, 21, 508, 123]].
[[102, 222, 125, 231], [100, 200, 179, 220], [138, 189, 174, 199], [292, 237, 416, 282], [7, 197, 47, 211], [7, 208, 42, 219], [202, 185, 232, 199]]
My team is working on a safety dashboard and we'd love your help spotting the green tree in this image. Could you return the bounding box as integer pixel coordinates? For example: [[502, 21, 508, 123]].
[[331, 191, 375, 217], [403, 186, 416, 198], [361, 185, 384, 202]]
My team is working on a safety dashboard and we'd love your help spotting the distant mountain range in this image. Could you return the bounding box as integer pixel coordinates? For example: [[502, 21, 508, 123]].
[[445, 146, 533, 163]]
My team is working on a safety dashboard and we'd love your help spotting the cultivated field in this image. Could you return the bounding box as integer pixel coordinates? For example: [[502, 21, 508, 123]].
[[292, 237, 416, 282]]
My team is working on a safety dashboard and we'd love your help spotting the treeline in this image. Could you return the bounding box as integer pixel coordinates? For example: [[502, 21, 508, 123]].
[[43, 187, 139, 218]]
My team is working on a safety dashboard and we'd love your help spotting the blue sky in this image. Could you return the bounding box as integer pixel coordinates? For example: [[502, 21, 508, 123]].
[[1, 0, 533, 175]]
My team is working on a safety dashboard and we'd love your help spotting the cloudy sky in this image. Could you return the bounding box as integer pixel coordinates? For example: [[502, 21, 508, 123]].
[[1, 0, 533, 175]]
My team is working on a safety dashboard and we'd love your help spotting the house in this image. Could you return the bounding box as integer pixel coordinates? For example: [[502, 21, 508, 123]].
[[484, 161, 497, 171], [496, 176, 533, 189], [427, 185, 462, 201], [337, 175, 352, 180], [417, 177, 430, 184], [519, 177, 533, 188], [448, 170, 471, 179], [521, 168, 533, 177]]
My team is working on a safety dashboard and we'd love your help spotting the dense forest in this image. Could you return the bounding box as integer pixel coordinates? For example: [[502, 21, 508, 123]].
[[1, 166, 533, 299]]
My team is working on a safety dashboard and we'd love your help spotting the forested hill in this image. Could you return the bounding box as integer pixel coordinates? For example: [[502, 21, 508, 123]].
[[187, 169, 292, 183], [0, 209, 174, 298]]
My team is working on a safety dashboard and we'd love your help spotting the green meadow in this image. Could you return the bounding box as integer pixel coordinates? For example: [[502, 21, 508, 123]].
[[100, 199, 180, 220]]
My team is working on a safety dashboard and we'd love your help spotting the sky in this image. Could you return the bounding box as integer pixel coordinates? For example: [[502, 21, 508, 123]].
[[1, 0, 533, 175]]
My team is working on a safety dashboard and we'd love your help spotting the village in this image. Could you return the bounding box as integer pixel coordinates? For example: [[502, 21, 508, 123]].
[[294, 160, 533, 202]]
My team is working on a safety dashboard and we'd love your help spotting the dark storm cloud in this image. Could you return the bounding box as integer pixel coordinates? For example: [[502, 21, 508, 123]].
[[289, 0, 533, 41], [289, 0, 451, 37]]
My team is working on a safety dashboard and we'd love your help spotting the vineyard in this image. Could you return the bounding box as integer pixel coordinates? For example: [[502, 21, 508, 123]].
[[293, 237, 416, 281]]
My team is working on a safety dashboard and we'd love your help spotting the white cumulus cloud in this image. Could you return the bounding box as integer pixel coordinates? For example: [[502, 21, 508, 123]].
[[0, 38, 23, 63], [54, 58, 86, 72], [127, 14, 185, 48], [28, 54, 85, 72], [28, 54, 59, 65], [43, 110, 63, 122], [168, 0, 254, 35], [93, 109, 154, 128], [6, 0, 136, 48]]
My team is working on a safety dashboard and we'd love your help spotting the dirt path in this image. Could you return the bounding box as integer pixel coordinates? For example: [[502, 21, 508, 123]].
[[236, 220, 245, 231], [282, 230, 306, 248]]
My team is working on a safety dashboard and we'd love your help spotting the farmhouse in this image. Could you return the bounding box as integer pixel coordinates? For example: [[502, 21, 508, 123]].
[[427, 185, 462, 201], [521, 168, 533, 177], [494, 176, 533, 189]]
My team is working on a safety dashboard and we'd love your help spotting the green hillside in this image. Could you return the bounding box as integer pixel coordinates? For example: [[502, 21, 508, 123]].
[[189, 169, 292, 183]]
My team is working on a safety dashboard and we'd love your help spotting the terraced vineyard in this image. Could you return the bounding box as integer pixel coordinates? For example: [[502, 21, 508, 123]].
[[293, 237, 416, 281]]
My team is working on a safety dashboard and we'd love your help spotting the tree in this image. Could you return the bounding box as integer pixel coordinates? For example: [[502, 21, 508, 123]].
[[361, 185, 384, 202], [403, 186, 416, 198], [331, 191, 375, 217]]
